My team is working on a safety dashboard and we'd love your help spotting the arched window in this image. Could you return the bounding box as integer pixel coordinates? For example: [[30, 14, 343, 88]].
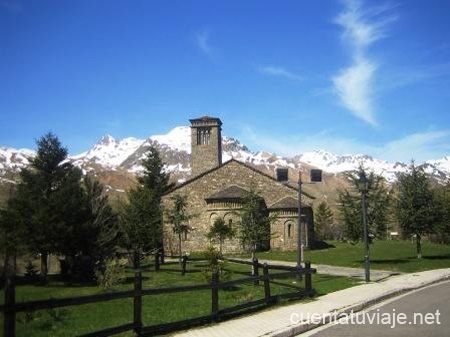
[[197, 127, 212, 145], [287, 223, 292, 238], [228, 219, 233, 228]]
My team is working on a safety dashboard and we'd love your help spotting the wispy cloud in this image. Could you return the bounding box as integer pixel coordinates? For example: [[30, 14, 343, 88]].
[[240, 126, 450, 163], [258, 66, 303, 81], [381, 62, 450, 90], [194, 30, 214, 58], [379, 130, 450, 162], [332, 0, 396, 126]]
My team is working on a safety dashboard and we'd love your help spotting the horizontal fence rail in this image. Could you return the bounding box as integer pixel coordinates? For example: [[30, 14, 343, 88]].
[[2, 253, 316, 337]]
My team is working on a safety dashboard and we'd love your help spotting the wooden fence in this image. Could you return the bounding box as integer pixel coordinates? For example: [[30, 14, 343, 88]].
[[1, 255, 316, 337]]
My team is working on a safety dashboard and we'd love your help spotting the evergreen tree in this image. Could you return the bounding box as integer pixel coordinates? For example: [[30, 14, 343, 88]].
[[396, 164, 437, 258], [238, 189, 276, 259], [10, 133, 86, 279], [119, 188, 161, 267], [52, 167, 88, 261], [119, 146, 173, 267], [434, 181, 450, 244], [82, 176, 119, 267], [314, 202, 335, 241], [137, 146, 175, 198], [338, 189, 361, 241], [206, 217, 235, 254], [0, 186, 25, 281], [338, 167, 391, 242], [165, 194, 193, 260]]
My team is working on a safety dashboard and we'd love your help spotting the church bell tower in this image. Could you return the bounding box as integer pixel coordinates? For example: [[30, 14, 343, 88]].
[[190, 116, 222, 176]]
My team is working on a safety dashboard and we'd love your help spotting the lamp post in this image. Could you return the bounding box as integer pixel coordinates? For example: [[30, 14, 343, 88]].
[[160, 203, 165, 264], [297, 171, 303, 268], [297, 169, 322, 269], [358, 171, 370, 282]]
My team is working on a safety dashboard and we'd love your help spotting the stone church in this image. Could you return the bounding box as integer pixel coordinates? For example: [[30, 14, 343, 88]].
[[162, 116, 315, 254]]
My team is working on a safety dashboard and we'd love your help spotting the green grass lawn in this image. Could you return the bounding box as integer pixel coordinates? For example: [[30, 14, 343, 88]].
[[0, 260, 359, 337], [243, 240, 450, 273]]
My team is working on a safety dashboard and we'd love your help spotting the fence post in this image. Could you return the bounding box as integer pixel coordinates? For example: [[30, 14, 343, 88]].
[[155, 251, 160, 271], [211, 271, 219, 319], [133, 257, 143, 335], [305, 261, 312, 294], [181, 254, 188, 276], [160, 246, 165, 264], [4, 274, 16, 337], [252, 258, 259, 286], [296, 263, 303, 281], [263, 263, 271, 304]]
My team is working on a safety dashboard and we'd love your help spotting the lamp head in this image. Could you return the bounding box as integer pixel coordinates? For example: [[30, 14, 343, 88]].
[[358, 171, 368, 192]]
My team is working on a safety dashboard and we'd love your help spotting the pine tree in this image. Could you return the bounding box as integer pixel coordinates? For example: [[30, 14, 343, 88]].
[[396, 164, 436, 258], [338, 167, 391, 242], [314, 202, 335, 241], [9, 133, 86, 279], [119, 146, 173, 267], [137, 146, 175, 198], [0, 186, 25, 281], [119, 188, 161, 267], [434, 181, 450, 244], [82, 176, 119, 267], [238, 188, 276, 259]]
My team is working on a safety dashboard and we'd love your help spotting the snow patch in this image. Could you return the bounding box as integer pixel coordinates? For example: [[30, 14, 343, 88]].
[[150, 126, 191, 153], [71, 135, 144, 168]]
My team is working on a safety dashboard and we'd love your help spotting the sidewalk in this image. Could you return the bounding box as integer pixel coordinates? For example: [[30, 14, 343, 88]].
[[228, 258, 403, 281], [174, 268, 450, 337]]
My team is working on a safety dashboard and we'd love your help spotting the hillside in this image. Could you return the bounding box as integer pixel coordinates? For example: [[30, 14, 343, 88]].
[[1, 127, 449, 208]]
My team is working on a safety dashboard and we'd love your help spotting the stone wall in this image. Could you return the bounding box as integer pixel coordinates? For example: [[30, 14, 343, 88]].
[[190, 121, 222, 176], [162, 159, 314, 254]]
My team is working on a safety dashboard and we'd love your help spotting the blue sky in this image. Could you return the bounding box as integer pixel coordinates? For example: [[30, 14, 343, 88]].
[[0, 0, 449, 162]]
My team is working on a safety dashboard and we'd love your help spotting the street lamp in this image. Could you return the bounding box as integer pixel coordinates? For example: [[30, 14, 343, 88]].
[[358, 171, 370, 282], [297, 169, 322, 269], [160, 203, 165, 264]]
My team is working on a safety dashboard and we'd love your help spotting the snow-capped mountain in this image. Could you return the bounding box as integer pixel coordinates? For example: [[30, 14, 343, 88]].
[[0, 146, 34, 174], [295, 150, 410, 182], [149, 126, 191, 153], [1, 127, 449, 192], [71, 135, 144, 169]]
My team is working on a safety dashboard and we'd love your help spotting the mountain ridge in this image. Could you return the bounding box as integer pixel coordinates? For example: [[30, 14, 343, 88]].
[[1, 126, 449, 204]]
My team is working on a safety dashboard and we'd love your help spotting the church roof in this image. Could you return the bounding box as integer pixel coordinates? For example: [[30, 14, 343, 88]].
[[189, 116, 222, 125], [269, 196, 299, 210], [205, 185, 250, 202], [165, 159, 315, 200]]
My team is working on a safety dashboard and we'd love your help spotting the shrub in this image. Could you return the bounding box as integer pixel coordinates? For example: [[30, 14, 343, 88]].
[[40, 307, 70, 331], [95, 259, 125, 290], [201, 246, 231, 284], [24, 260, 39, 281]]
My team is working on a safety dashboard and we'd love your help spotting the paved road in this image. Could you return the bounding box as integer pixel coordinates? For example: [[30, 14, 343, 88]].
[[305, 281, 450, 337], [232, 258, 402, 281]]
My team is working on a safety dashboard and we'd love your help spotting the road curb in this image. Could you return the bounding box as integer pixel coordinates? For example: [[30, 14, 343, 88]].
[[269, 274, 450, 337]]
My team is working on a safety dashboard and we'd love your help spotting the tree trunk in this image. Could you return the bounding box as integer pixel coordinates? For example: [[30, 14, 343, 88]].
[[417, 234, 422, 258], [251, 247, 257, 276], [178, 232, 182, 266], [40, 253, 48, 280], [133, 251, 140, 269], [4, 248, 16, 280]]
